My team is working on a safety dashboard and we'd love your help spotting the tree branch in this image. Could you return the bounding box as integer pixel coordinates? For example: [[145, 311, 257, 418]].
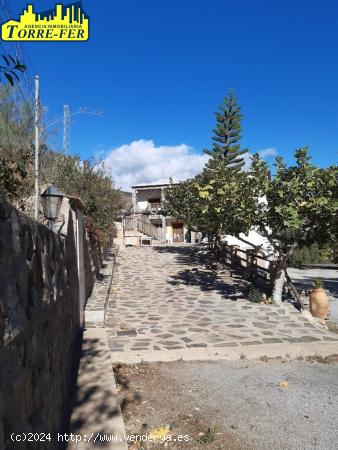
[[284, 269, 305, 310]]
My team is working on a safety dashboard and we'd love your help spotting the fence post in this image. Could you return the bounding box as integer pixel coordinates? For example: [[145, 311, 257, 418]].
[[230, 245, 234, 267], [246, 249, 252, 278], [231, 245, 238, 267]]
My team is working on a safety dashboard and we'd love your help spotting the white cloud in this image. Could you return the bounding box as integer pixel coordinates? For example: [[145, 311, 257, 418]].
[[103, 139, 208, 191], [258, 147, 277, 158], [103, 140, 277, 190]]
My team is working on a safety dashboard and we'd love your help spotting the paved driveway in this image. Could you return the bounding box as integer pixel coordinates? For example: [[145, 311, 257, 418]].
[[105, 246, 338, 362]]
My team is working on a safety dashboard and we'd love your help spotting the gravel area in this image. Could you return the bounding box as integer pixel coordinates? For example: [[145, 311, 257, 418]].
[[162, 358, 338, 450], [115, 357, 338, 450]]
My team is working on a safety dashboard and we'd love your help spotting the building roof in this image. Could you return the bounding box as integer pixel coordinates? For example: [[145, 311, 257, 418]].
[[131, 183, 179, 189]]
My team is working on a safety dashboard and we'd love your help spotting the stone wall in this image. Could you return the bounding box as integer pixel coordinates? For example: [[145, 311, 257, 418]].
[[0, 200, 80, 449], [54, 196, 102, 303], [83, 231, 102, 300]]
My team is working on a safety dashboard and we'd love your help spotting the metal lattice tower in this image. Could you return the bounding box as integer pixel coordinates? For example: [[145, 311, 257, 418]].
[[63, 105, 70, 154]]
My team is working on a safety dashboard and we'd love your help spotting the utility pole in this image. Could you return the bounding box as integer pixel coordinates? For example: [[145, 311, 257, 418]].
[[34, 75, 40, 221], [63, 104, 70, 154]]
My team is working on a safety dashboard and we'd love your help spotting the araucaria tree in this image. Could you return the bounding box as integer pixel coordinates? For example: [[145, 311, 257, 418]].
[[165, 91, 249, 242], [195, 91, 250, 245], [204, 90, 248, 170]]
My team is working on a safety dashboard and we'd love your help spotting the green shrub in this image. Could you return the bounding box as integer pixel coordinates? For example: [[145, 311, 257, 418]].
[[289, 242, 334, 267], [248, 284, 264, 303], [313, 278, 324, 289], [41, 151, 124, 246]]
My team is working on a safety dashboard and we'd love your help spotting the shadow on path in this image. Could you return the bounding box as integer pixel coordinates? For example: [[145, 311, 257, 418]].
[[153, 245, 248, 301], [65, 330, 125, 449]]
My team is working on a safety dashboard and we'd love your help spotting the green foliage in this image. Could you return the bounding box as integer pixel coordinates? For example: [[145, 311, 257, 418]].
[[0, 84, 122, 247], [163, 178, 202, 229], [249, 148, 338, 251], [0, 149, 33, 207], [332, 242, 338, 264], [0, 87, 34, 150], [289, 242, 334, 267], [313, 278, 324, 289], [244, 148, 337, 301], [248, 284, 264, 303], [0, 86, 35, 208], [164, 91, 337, 303], [41, 151, 124, 245], [204, 90, 248, 171], [165, 91, 250, 241], [196, 92, 249, 238], [0, 55, 38, 207], [0, 54, 25, 86]]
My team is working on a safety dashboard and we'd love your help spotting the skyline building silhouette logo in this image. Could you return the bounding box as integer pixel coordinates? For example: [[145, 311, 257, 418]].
[[1, 3, 89, 41]]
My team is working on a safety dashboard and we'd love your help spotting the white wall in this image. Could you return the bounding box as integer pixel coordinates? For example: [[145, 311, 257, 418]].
[[222, 229, 274, 257], [137, 201, 149, 211]]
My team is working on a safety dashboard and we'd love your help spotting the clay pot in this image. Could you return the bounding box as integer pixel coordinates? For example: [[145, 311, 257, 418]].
[[310, 288, 329, 319]]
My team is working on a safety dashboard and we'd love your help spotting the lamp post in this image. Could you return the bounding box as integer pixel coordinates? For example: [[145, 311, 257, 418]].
[[41, 185, 64, 231]]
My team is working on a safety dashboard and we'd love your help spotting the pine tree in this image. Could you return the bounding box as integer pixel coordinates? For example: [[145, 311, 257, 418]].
[[204, 90, 248, 171]]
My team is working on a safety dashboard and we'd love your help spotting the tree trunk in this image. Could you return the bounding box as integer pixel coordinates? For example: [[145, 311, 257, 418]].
[[214, 234, 223, 269], [284, 269, 305, 310], [272, 260, 286, 304]]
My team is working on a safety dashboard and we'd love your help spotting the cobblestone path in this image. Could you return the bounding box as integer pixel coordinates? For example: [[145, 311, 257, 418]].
[[105, 245, 338, 361]]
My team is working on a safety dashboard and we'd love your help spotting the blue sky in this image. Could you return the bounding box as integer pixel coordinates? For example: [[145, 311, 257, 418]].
[[5, 0, 338, 189]]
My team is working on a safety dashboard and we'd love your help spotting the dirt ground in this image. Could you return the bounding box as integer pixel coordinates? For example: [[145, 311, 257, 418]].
[[114, 362, 254, 450], [113, 355, 338, 450]]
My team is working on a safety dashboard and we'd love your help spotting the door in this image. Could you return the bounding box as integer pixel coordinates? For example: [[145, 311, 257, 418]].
[[172, 222, 184, 243]]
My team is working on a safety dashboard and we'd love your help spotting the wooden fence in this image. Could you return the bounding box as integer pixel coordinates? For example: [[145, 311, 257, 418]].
[[123, 217, 162, 241], [212, 242, 276, 285]]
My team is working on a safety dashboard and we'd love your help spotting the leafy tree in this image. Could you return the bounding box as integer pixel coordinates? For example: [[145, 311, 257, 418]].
[[41, 151, 124, 246], [0, 59, 124, 248], [0, 82, 35, 208], [164, 178, 199, 227], [0, 87, 34, 149], [164, 177, 222, 240], [165, 92, 337, 305], [0, 149, 33, 207], [246, 148, 337, 302]]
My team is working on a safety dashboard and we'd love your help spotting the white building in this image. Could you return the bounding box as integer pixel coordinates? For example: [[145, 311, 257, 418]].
[[123, 183, 198, 246]]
